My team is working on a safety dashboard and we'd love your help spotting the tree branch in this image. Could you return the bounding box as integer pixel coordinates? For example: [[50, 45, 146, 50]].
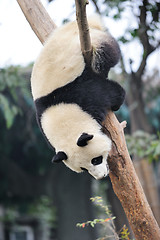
[[91, 0, 101, 14], [104, 112, 160, 239], [17, 0, 57, 44], [75, 0, 92, 65], [17, 0, 160, 239], [136, 0, 156, 78]]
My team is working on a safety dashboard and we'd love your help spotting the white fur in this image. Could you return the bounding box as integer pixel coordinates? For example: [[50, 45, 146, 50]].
[[31, 16, 110, 100], [41, 104, 111, 179], [31, 16, 113, 179]]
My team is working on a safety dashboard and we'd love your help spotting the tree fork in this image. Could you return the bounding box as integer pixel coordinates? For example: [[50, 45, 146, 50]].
[[16, 0, 160, 239]]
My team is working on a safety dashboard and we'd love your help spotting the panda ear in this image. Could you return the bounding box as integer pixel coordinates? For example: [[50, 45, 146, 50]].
[[52, 151, 68, 163], [77, 133, 94, 147]]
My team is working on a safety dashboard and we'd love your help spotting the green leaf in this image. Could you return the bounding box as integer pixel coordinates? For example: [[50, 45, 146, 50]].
[[90, 222, 95, 227], [118, 36, 129, 44], [130, 29, 138, 38], [0, 94, 19, 128]]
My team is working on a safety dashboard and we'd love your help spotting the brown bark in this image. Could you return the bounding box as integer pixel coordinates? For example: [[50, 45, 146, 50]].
[[17, 0, 56, 44], [134, 159, 160, 226], [16, 0, 160, 239], [75, 0, 92, 65]]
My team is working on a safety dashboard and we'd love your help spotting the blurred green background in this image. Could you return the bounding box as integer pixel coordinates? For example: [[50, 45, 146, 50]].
[[0, 0, 160, 239]]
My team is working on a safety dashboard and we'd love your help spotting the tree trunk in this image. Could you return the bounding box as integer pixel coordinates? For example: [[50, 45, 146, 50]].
[[127, 74, 160, 226], [127, 74, 152, 133], [107, 179, 135, 238], [134, 159, 160, 226], [104, 112, 160, 240]]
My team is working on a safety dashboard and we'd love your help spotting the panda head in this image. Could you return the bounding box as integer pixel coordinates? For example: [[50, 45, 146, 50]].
[[52, 132, 111, 180]]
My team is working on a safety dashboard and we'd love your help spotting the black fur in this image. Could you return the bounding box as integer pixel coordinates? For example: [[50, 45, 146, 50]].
[[35, 66, 125, 125], [77, 133, 94, 147], [52, 151, 68, 163], [92, 41, 120, 76]]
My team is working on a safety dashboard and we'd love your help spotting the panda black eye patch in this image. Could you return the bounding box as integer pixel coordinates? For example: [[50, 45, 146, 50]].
[[91, 156, 103, 166]]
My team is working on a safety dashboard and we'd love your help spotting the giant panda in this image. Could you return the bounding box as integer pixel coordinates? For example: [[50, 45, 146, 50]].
[[31, 16, 125, 180]]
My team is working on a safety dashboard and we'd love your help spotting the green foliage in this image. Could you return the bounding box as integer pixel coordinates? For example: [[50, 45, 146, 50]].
[[0, 65, 56, 226], [129, 29, 138, 38], [28, 196, 57, 227], [77, 196, 132, 240], [0, 66, 31, 128], [103, 0, 129, 18], [101, 0, 160, 49], [0, 64, 53, 204], [126, 131, 160, 162], [0, 207, 18, 223], [118, 36, 129, 44], [147, 95, 160, 131], [77, 196, 115, 229], [0, 93, 19, 128], [0, 196, 56, 228], [145, 132, 160, 162], [120, 225, 130, 240]]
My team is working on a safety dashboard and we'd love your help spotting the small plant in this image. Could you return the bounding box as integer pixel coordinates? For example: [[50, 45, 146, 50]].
[[77, 196, 132, 240], [120, 225, 130, 240], [77, 196, 115, 229]]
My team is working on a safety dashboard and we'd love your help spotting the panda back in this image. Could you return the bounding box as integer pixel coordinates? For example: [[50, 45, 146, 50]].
[[31, 21, 85, 100], [31, 16, 120, 101]]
